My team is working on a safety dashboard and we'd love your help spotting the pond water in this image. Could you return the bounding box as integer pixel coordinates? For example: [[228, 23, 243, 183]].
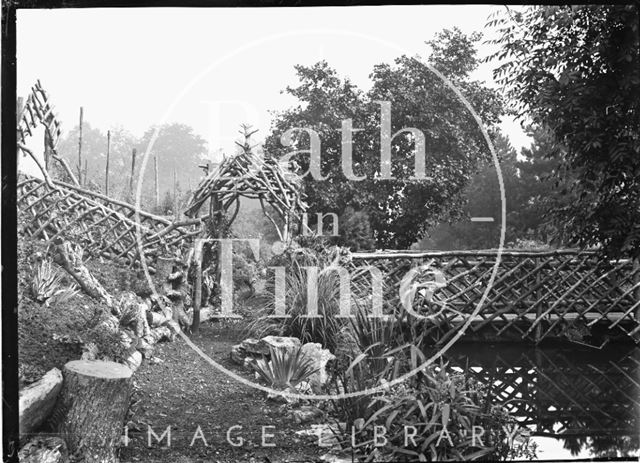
[[434, 343, 640, 461]]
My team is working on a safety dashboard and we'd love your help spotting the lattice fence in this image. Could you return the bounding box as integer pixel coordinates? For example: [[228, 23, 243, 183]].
[[18, 176, 202, 267], [349, 250, 640, 344], [444, 346, 640, 438]]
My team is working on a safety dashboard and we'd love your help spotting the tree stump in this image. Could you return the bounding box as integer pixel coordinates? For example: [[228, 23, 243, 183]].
[[54, 360, 132, 463]]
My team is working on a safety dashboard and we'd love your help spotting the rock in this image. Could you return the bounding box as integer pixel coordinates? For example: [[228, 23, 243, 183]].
[[18, 436, 68, 463], [300, 343, 336, 392], [266, 389, 298, 405], [19, 368, 63, 438], [295, 380, 312, 395], [81, 342, 98, 360], [230, 345, 247, 365], [241, 336, 301, 356], [296, 423, 342, 448], [290, 405, 323, 424], [240, 338, 265, 355], [262, 335, 301, 354], [123, 349, 143, 372]]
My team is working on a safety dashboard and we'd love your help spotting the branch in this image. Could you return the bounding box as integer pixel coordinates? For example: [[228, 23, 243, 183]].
[[17, 143, 57, 190]]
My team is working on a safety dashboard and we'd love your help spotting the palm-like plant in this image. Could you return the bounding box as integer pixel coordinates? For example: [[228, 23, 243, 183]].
[[31, 259, 79, 306], [250, 346, 319, 391]]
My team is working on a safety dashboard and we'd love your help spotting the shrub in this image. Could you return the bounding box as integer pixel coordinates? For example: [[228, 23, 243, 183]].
[[245, 244, 349, 352], [250, 346, 319, 391], [327, 333, 536, 461]]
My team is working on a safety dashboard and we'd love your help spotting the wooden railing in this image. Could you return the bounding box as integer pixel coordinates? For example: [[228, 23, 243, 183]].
[[18, 176, 202, 267], [350, 249, 640, 344]]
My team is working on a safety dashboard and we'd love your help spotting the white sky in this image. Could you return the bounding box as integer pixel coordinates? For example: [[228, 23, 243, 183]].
[[17, 5, 530, 168]]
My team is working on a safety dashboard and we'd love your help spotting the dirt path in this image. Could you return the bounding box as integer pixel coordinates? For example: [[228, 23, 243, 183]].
[[118, 323, 327, 463]]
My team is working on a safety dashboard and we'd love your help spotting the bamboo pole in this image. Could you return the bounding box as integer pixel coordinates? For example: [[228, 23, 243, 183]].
[[129, 148, 137, 201], [77, 107, 83, 185], [105, 130, 110, 196]]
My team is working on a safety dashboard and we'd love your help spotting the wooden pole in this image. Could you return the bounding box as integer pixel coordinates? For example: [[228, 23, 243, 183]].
[[77, 107, 83, 185], [191, 240, 204, 334], [105, 130, 110, 196], [154, 154, 159, 210], [44, 127, 52, 172], [129, 148, 137, 201], [173, 167, 178, 218]]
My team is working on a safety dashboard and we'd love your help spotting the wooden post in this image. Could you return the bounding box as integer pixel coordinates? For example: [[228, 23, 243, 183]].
[[77, 107, 83, 185], [191, 240, 204, 334], [129, 148, 137, 200], [44, 127, 52, 171], [173, 167, 178, 218], [154, 154, 159, 209], [105, 130, 110, 196]]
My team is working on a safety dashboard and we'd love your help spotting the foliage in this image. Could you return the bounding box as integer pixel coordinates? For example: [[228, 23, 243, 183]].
[[335, 207, 376, 252], [329, 347, 536, 461], [250, 346, 318, 391], [30, 258, 79, 307], [264, 28, 504, 249], [417, 131, 558, 250], [55, 121, 209, 212], [487, 5, 640, 258], [245, 246, 346, 352]]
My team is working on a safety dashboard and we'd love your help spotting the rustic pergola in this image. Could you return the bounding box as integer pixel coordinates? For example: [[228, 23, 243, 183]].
[[183, 127, 307, 243]]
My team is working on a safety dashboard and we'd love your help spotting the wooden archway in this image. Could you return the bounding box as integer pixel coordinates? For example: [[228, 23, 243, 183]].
[[184, 127, 307, 242]]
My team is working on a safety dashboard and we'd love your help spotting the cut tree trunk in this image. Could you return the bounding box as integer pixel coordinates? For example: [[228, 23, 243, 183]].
[[52, 239, 113, 307], [53, 360, 132, 463], [19, 368, 63, 438]]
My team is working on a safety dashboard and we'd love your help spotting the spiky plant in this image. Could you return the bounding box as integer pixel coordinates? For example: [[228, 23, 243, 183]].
[[245, 245, 347, 352], [250, 346, 318, 391], [31, 259, 78, 306]]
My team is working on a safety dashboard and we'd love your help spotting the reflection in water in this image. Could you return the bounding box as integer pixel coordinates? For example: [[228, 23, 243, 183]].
[[432, 344, 640, 460]]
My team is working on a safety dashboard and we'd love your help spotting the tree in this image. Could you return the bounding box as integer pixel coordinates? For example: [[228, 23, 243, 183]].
[[56, 122, 107, 186], [264, 28, 504, 249], [513, 125, 572, 245], [488, 5, 640, 258], [416, 133, 520, 250], [139, 123, 209, 212]]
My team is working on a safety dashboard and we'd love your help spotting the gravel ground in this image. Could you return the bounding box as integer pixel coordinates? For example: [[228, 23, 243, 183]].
[[118, 323, 330, 463]]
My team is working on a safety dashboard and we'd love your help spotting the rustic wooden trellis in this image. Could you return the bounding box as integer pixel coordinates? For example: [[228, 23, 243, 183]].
[[18, 176, 202, 267], [442, 345, 640, 438], [349, 249, 640, 344], [184, 126, 307, 242]]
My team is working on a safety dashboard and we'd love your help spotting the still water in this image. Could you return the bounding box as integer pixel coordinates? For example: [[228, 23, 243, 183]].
[[438, 343, 640, 461]]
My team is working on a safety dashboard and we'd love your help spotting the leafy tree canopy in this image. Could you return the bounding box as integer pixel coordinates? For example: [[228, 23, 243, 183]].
[[487, 5, 640, 258], [265, 28, 504, 249]]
